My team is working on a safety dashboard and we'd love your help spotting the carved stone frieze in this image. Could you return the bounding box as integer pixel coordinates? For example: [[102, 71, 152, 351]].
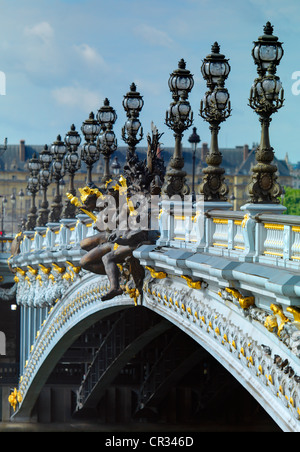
[[14, 264, 83, 308], [218, 287, 300, 359]]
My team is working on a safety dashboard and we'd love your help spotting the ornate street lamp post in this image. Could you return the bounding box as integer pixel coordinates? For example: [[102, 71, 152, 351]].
[[49, 135, 66, 223], [62, 124, 81, 218], [248, 22, 284, 204], [0, 196, 7, 250], [37, 144, 52, 227], [199, 43, 231, 203], [10, 193, 16, 234], [18, 188, 24, 229], [26, 153, 40, 230], [111, 156, 121, 177], [81, 112, 101, 187], [97, 98, 117, 185], [162, 59, 194, 197], [0, 137, 7, 157], [122, 83, 144, 160], [188, 127, 201, 202]]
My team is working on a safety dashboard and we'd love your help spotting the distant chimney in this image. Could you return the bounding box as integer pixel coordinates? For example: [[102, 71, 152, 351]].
[[201, 142, 208, 161], [243, 144, 249, 161], [19, 140, 25, 162]]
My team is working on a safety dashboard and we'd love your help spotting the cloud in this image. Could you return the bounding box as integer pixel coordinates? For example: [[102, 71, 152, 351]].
[[134, 24, 174, 48], [20, 21, 66, 84], [52, 84, 101, 112], [74, 44, 108, 69], [24, 21, 54, 44]]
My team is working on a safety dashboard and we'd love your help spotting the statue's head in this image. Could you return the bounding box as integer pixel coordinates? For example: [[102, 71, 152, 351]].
[[78, 186, 103, 211]]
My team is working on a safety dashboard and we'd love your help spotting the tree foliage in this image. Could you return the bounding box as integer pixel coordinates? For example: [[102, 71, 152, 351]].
[[282, 186, 300, 215]]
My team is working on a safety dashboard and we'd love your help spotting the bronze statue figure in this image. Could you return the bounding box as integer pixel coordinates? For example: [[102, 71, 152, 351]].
[[71, 124, 165, 302]]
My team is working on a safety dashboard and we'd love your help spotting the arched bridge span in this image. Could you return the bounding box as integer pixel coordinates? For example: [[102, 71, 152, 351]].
[[11, 270, 300, 432]]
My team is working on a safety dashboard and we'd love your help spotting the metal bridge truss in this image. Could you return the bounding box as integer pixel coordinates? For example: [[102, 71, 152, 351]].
[[75, 307, 171, 415], [134, 330, 204, 416]]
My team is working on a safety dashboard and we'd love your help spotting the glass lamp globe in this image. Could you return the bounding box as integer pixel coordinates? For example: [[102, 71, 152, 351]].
[[177, 100, 191, 119], [65, 150, 80, 172], [70, 152, 79, 164], [51, 135, 66, 160], [40, 145, 52, 165], [29, 160, 40, 172], [125, 118, 141, 135], [53, 160, 62, 172], [40, 168, 50, 182], [28, 154, 40, 173], [252, 22, 283, 73], [122, 83, 144, 116], [171, 100, 191, 120], [201, 43, 230, 87], [82, 142, 99, 160], [99, 130, 117, 148], [168, 59, 194, 99], [255, 76, 283, 101], [10, 193, 16, 205], [213, 87, 230, 110], [65, 124, 81, 148], [32, 176, 39, 186], [111, 156, 121, 175], [81, 112, 101, 142], [97, 98, 117, 129]]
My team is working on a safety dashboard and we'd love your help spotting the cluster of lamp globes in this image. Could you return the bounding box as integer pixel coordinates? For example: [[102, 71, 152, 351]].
[[164, 42, 232, 137], [249, 21, 284, 113], [200, 41, 231, 123], [27, 96, 121, 193], [28, 22, 284, 197], [36, 82, 144, 190], [164, 21, 284, 135]]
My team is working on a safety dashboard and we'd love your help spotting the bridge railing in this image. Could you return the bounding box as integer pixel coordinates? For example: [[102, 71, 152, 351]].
[[18, 214, 96, 256], [12, 203, 300, 273], [10, 200, 300, 275], [0, 236, 14, 254], [0, 235, 15, 285], [157, 198, 204, 249], [157, 199, 300, 270], [256, 214, 300, 268]]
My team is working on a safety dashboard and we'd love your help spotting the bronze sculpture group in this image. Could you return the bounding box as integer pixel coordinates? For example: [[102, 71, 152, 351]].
[[73, 125, 165, 302], [8, 124, 165, 305]]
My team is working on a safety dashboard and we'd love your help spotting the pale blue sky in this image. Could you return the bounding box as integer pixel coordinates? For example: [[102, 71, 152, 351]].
[[0, 0, 300, 162]]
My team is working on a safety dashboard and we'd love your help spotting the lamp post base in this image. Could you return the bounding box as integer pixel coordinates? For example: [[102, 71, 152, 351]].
[[161, 167, 190, 198]]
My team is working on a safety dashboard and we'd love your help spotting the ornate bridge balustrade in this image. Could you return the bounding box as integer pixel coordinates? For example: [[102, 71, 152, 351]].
[[0, 235, 15, 286], [157, 199, 300, 270], [134, 200, 300, 431]]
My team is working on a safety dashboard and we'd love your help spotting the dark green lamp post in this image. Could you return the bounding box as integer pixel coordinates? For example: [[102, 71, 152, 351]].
[[62, 124, 81, 218], [248, 22, 284, 204], [199, 43, 231, 202], [162, 59, 194, 197], [97, 98, 118, 185]]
